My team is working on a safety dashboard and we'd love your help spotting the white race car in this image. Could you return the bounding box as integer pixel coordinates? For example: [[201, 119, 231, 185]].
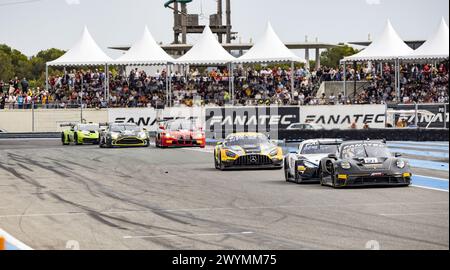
[[284, 139, 343, 184]]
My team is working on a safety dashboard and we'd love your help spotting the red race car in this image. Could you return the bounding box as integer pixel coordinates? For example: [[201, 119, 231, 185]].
[[155, 119, 206, 148]]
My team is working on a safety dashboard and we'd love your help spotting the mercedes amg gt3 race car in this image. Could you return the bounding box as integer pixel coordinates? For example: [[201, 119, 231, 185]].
[[155, 119, 206, 148], [284, 139, 343, 184], [61, 123, 100, 145], [319, 140, 412, 188], [214, 132, 283, 170], [99, 123, 150, 148]]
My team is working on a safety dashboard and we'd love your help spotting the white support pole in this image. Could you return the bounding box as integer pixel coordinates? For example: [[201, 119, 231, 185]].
[[45, 64, 49, 92], [230, 62, 235, 105], [105, 64, 109, 107], [396, 59, 400, 102], [169, 64, 172, 107], [291, 61, 295, 103], [165, 64, 169, 107], [343, 61, 347, 98]]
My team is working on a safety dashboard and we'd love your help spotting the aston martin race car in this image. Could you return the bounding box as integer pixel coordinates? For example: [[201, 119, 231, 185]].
[[61, 123, 100, 145], [99, 123, 150, 148], [284, 139, 343, 183], [318, 140, 412, 188], [155, 119, 206, 148], [214, 133, 283, 170]]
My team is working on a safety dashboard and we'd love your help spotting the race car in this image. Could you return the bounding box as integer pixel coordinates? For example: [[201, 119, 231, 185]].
[[61, 123, 100, 145], [155, 119, 206, 148], [214, 132, 283, 170], [99, 123, 150, 148], [318, 140, 412, 188], [284, 139, 343, 184]]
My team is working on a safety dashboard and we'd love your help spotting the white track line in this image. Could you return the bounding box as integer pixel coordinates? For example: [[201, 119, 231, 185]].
[[123, 231, 254, 239], [0, 228, 33, 250], [380, 212, 449, 217], [411, 185, 449, 193], [414, 175, 449, 182]]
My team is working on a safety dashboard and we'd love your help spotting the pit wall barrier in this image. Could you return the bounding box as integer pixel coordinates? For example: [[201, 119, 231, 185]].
[[1, 104, 448, 135]]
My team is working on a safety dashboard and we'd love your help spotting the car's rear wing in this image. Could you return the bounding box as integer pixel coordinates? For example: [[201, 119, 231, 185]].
[[60, 123, 76, 128]]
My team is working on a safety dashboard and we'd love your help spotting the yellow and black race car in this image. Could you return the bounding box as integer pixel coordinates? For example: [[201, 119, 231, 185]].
[[214, 133, 283, 170]]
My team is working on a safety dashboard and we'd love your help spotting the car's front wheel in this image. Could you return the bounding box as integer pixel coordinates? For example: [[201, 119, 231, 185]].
[[284, 160, 290, 182], [61, 133, 69, 146]]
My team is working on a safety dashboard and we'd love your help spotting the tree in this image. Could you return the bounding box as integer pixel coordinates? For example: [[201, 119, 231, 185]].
[[320, 44, 359, 68]]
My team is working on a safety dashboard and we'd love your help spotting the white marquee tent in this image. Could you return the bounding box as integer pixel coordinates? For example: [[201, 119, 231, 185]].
[[235, 22, 306, 99], [175, 26, 236, 65], [341, 20, 413, 99], [46, 26, 113, 103], [402, 18, 449, 60], [342, 20, 413, 62], [235, 22, 306, 64], [47, 26, 112, 67], [112, 26, 174, 65]]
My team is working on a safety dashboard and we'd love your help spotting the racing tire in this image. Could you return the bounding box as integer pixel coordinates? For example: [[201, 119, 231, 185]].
[[74, 134, 82, 145], [293, 161, 301, 184], [284, 160, 290, 182], [214, 151, 220, 170], [61, 133, 69, 146], [319, 166, 326, 186], [218, 157, 226, 171]]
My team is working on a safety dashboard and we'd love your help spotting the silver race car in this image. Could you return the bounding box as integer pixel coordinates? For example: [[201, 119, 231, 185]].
[[284, 139, 343, 184]]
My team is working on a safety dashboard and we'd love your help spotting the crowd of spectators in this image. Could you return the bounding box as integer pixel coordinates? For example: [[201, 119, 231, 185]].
[[0, 62, 448, 110]]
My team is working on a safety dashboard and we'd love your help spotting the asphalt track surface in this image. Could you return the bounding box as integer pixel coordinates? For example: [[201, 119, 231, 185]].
[[0, 139, 448, 250]]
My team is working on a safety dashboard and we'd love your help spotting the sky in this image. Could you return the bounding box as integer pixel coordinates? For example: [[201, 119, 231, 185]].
[[0, 0, 448, 58]]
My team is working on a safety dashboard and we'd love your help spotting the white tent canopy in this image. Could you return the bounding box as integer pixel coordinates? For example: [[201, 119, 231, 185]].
[[112, 26, 174, 65], [402, 18, 449, 60], [235, 22, 306, 64], [175, 26, 235, 65], [47, 26, 112, 67], [342, 20, 413, 62]]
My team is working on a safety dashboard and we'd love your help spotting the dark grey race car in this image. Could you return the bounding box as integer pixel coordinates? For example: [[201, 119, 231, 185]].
[[318, 140, 412, 188]]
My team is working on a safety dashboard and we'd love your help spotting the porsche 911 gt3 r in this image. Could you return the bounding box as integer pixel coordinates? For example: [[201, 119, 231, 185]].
[[214, 133, 283, 170], [61, 123, 100, 145], [284, 139, 343, 184], [319, 140, 412, 188], [99, 123, 149, 148], [155, 119, 206, 148]]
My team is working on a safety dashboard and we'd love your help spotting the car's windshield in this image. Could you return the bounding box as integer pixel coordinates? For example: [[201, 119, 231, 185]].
[[341, 143, 392, 159], [301, 143, 339, 154], [78, 124, 99, 131], [225, 134, 268, 146], [167, 120, 197, 131], [111, 125, 140, 132]]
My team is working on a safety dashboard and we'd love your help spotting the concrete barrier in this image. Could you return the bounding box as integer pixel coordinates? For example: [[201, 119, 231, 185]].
[[0, 109, 108, 132]]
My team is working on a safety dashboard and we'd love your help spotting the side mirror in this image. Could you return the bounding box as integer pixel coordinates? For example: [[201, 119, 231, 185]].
[[328, 154, 337, 159], [395, 153, 402, 157]]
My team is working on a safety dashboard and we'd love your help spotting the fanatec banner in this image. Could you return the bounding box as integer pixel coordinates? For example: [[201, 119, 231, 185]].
[[108, 107, 205, 132], [387, 104, 449, 129], [299, 105, 387, 129], [205, 106, 300, 139]]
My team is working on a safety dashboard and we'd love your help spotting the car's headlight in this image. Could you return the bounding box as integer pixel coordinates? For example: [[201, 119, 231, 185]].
[[111, 133, 119, 140], [269, 148, 279, 156], [396, 160, 406, 169], [225, 150, 237, 158], [193, 132, 204, 139], [82, 131, 90, 135], [138, 132, 148, 139], [340, 161, 351, 169], [303, 160, 318, 168]]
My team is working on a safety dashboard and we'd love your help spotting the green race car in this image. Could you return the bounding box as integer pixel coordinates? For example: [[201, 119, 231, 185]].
[[61, 123, 100, 145]]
